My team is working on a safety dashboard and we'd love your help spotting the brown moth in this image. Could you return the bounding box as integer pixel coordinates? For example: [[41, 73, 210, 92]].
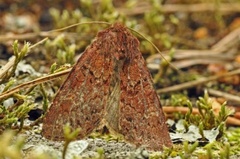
[[42, 23, 172, 150]]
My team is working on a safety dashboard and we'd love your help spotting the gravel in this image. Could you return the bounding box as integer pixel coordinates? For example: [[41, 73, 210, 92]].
[[21, 123, 150, 159]]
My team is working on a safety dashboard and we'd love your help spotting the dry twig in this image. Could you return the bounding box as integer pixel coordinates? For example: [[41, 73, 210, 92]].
[[163, 106, 240, 126], [0, 68, 71, 99], [117, 3, 240, 15], [157, 68, 240, 94]]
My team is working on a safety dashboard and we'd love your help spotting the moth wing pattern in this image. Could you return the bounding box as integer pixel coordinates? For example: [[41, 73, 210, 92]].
[[42, 32, 115, 140], [120, 41, 172, 150], [42, 23, 172, 150], [103, 24, 172, 150]]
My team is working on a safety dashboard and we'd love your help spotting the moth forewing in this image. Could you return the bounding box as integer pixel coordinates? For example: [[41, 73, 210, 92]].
[[42, 23, 172, 150]]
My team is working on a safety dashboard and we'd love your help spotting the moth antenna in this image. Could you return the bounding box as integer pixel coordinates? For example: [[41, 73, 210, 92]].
[[127, 27, 181, 74], [46, 21, 112, 33]]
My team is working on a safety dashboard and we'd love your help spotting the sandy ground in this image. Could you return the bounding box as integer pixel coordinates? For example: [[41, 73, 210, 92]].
[[21, 123, 150, 159]]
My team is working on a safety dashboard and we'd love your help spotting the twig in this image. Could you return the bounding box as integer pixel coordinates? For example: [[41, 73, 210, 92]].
[[163, 106, 240, 126], [0, 56, 15, 79], [161, 3, 240, 13], [117, 3, 240, 15], [0, 68, 71, 99], [0, 21, 111, 42], [147, 25, 240, 70], [148, 58, 231, 70], [157, 68, 240, 94], [226, 117, 240, 126], [163, 106, 199, 115], [211, 27, 240, 52], [147, 49, 234, 61], [207, 88, 240, 103]]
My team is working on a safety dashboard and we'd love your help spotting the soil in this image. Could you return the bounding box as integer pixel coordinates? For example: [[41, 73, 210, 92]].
[[21, 122, 149, 159]]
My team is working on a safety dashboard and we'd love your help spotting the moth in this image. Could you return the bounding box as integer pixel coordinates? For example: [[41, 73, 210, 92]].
[[42, 23, 172, 150]]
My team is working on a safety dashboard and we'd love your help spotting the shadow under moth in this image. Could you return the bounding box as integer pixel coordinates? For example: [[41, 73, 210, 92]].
[[42, 23, 172, 150]]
